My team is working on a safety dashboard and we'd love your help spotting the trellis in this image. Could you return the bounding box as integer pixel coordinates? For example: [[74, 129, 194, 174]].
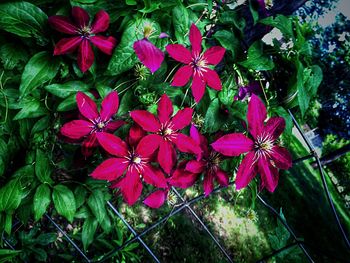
[[3, 110, 350, 263]]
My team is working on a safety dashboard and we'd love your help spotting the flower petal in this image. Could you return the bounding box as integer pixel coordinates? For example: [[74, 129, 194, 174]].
[[215, 168, 229, 186], [271, 146, 292, 170], [48, 16, 78, 34], [130, 110, 160, 132], [157, 94, 173, 124], [77, 39, 94, 73], [53, 37, 82, 55], [119, 168, 143, 205], [96, 132, 128, 157], [173, 133, 201, 155], [189, 23, 202, 55], [90, 35, 117, 55], [191, 73, 206, 103], [136, 134, 161, 158], [211, 133, 254, 156], [235, 151, 258, 190], [71, 6, 90, 27], [190, 125, 208, 156], [128, 124, 146, 147], [60, 120, 92, 139], [258, 156, 279, 192], [169, 165, 198, 188], [185, 160, 205, 173], [171, 65, 193, 87], [91, 10, 110, 33], [203, 46, 226, 65], [248, 94, 267, 139], [91, 158, 127, 181], [172, 107, 193, 130], [203, 68, 222, 91], [105, 120, 125, 132], [134, 39, 164, 73], [142, 165, 167, 188], [76, 91, 99, 120], [158, 140, 176, 174], [82, 133, 98, 157], [203, 172, 215, 196], [166, 44, 192, 64], [144, 190, 168, 209], [264, 117, 286, 141], [100, 91, 119, 121]]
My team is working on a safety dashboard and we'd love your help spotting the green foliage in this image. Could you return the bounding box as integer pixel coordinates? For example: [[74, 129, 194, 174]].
[[52, 185, 76, 222]]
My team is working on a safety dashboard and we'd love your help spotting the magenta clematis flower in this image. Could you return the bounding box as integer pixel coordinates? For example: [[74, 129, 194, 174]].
[[166, 24, 226, 103], [211, 95, 292, 192], [60, 91, 124, 156], [234, 82, 262, 101], [91, 129, 167, 205], [185, 125, 229, 196], [48, 7, 116, 72], [130, 94, 201, 174]]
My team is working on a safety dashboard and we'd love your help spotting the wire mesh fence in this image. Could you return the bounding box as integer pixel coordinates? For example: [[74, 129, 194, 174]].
[[3, 110, 349, 263]]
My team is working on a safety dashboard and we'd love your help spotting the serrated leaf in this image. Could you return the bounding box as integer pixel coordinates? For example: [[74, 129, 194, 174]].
[[52, 185, 76, 223], [19, 51, 60, 98], [45, 81, 90, 99], [0, 2, 48, 45], [87, 189, 107, 225], [239, 41, 275, 71], [33, 184, 51, 221], [82, 216, 98, 251]]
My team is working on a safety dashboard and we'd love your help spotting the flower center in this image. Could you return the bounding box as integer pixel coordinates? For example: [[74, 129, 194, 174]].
[[206, 151, 221, 172], [92, 118, 108, 133], [254, 133, 274, 159], [191, 54, 208, 76], [159, 122, 177, 141], [79, 26, 91, 38], [132, 156, 142, 164], [96, 122, 105, 129], [125, 150, 147, 173]]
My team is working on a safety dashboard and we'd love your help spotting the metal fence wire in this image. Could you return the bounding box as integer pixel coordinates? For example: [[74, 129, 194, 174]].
[[3, 110, 350, 263]]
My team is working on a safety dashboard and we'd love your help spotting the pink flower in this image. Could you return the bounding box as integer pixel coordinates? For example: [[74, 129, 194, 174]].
[[60, 91, 124, 156], [91, 128, 167, 206], [48, 7, 116, 72], [185, 125, 229, 196], [211, 95, 292, 192], [133, 39, 164, 73], [130, 94, 201, 174], [166, 24, 226, 103]]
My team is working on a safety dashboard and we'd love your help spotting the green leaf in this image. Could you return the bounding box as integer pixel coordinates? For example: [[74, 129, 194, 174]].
[[213, 30, 240, 59], [35, 149, 54, 185], [139, 0, 161, 13], [82, 216, 98, 251], [13, 98, 48, 120], [296, 61, 308, 117], [52, 185, 76, 223], [36, 233, 57, 245], [118, 89, 135, 115], [303, 65, 323, 97], [272, 107, 293, 136], [4, 212, 12, 235], [172, 4, 190, 45], [218, 75, 237, 106], [33, 184, 51, 221], [74, 185, 87, 209], [31, 116, 50, 135], [220, 10, 246, 32], [0, 2, 48, 45], [203, 98, 226, 133], [0, 43, 29, 70], [0, 249, 21, 262], [0, 179, 23, 212], [249, 0, 259, 25], [239, 41, 275, 71], [260, 15, 294, 40], [45, 81, 90, 99], [19, 51, 60, 99], [57, 94, 77, 112], [87, 189, 107, 225]]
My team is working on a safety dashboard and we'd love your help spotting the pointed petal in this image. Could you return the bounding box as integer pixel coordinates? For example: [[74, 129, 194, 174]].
[[173, 133, 201, 155], [203, 46, 226, 65], [91, 10, 110, 33], [258, 156, 279, 192], [166, 44, 191, 64], [128, 124, 146, 147], [248, 94, 267, 139], [235, 151, 257, 190], [158, 140, 176, 174], [144, 190, 168, 208], [215, 168, 229, 186], [120, 168, 143, 205], [91, 158, 127, 181], [271, 146, 292, 170], [189, 23, 202, 55], [100, 91, 119, 121], [169, 165, 198, 188], [157, 94, 173, 124], [134, 39, 164, 73], [96, 132, 128, 157], [172, 65, 193, 87], [76, 91, 99, 120], [53, 37, 82, 55], [190, 124, 208, 158], [105, 120, 125, 132], [136, 134, 161, 158], [60, 120, 92, 139], [142, 165, 167, 188], [191, 73, 206, 103], [211, 133, 254, 156], [82, 133, 98, 157], [48, 16, 78, 34], [185, 160, 205, 173], [203, 172, 215, 196], [77, 39, 94, 73], [203, 68, 222, 91], [130, 110, 160, 132], [264, 117, 286, 141], [71, 6, 90, 27], [172, 108, 193, 130], [90, 35, 116, 55]]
